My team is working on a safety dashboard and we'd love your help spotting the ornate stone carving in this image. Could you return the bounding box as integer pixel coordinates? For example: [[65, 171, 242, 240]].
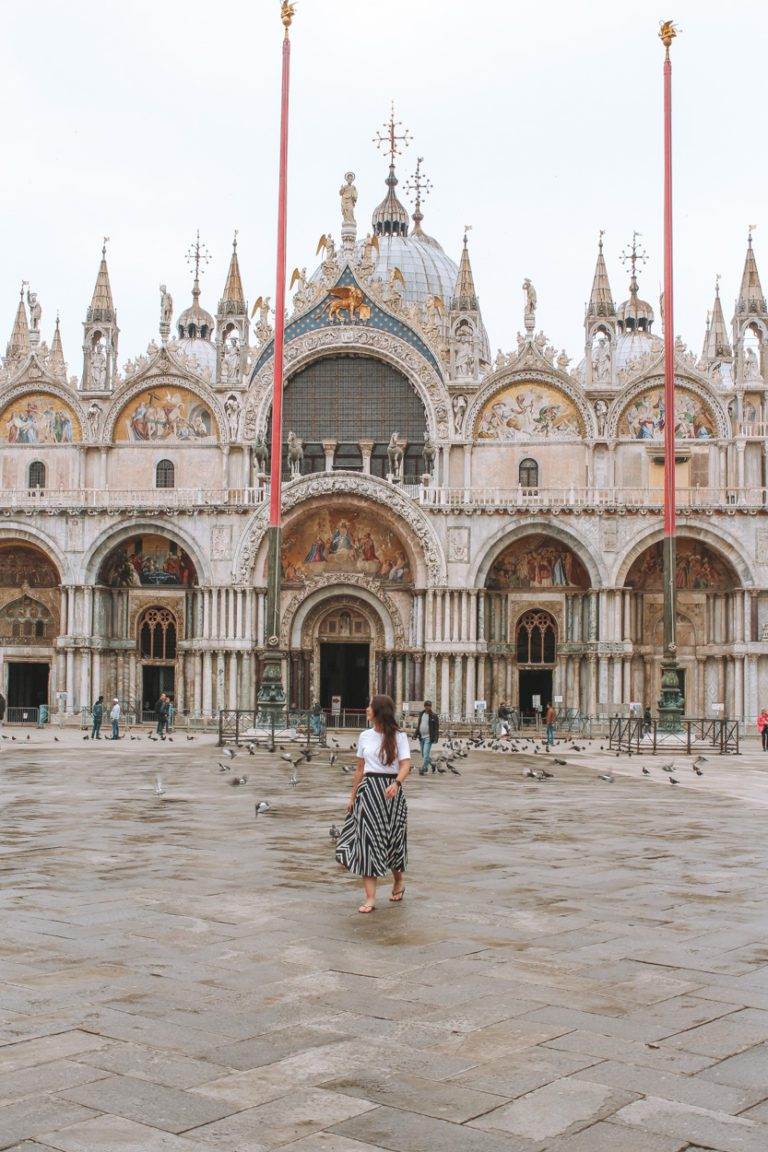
[[447, 526, 470, 563], [211, 525, 232, 560], [233, 472, 446, 586], [281, 572, 407, 649]]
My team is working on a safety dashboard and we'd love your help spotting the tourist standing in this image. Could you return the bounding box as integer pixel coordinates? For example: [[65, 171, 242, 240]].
[[335, 694, 411, 913], [155, 692, 169, 737], [91, 695, 104, 740], [544, 702, 556, 750], [109, 698, 121, 740], [758, 707, 768, 751], [412, 699, 438, 775]]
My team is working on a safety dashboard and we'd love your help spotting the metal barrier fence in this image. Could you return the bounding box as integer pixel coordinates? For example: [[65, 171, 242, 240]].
[[218, 708, 326, 750], [5, 706, 43, 725], [323, 709, 368, 730], [609, 716, 740, 755]]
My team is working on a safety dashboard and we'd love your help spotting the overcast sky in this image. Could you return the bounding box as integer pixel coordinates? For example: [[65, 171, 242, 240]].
[[1, 1, 764, 371]]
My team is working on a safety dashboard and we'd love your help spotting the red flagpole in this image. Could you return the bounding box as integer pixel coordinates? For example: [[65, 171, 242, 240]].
[[662, 33, 675, 539], [269, 7, 293, 528], [658, 19, 683, 728]]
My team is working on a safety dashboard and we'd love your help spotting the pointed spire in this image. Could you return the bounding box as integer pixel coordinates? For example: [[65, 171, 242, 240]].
[[49, 314, 67, 379], [87, 238, 115, 323], [586, 231, 615, 318], [6, 284, 29, 363], [219, 231, 246, 312], [452, 227, 478, 310], [735, 226, 766, 317], [702, 275, 732, 362]]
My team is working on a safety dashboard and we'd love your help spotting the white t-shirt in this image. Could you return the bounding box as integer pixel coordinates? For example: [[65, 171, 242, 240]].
[[356, 727, 411, 775]]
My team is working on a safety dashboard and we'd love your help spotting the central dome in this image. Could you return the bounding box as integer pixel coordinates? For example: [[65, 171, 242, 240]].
[[361, 231, 459, 308]]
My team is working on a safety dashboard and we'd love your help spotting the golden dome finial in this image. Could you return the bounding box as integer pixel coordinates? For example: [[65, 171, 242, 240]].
[[659, 19, 679, 53], [280, 1, 296, 36]]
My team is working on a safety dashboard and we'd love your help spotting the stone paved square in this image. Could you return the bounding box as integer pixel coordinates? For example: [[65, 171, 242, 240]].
[[3, 731, 768, 1150]]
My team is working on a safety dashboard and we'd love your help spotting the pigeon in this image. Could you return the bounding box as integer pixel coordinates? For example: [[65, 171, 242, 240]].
[[154, 776, 165, 796], [341, 763, 355, 774], [329, 753, 337, 766], [54, 736, 59, 743], [329, 823, 340, 841], [598, 773, 615, 783], [553, 758, 567, 766], [448, 764, 461, 776], [693, 765, 703, 777], [694, 755, 707, 766], [222, 747, 236, 759], [229, 775, 248, 786], [26, 734, 30, 742], [255, 800, 271, 816], [642, 767, 651, 776], [247, 743, 256, 755], [661, 762, 676, 774], [288, 773, 299, 788], [669, 776, 679, 785], [186, 734, 195, 741], [304, 751, 313, 762], [330, 737, 339, 747], [218, 762, 231, 773], [540, 767, 555, 779], [83, 735, 89, 741], [130, 735, 139, 741]]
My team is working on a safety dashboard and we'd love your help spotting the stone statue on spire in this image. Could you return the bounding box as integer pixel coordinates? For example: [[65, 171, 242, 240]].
[[339, 172, 357, 227], [26, 289, 41, 334], [522, 279, 537, 334], [159, 284, 173, 344]]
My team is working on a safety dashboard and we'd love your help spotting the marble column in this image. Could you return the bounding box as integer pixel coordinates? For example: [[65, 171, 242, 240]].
[[440, 656, 450, 716], [202, 651, 213, 718], [465, 655, 476, 717], [322, 440, 337, 472]]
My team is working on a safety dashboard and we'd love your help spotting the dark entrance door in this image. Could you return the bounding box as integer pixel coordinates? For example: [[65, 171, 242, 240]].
[[141, 666, 175, 714], [320, 643, 369, 710], [518, 669, 553, 717], [7, 662, 49, 708]]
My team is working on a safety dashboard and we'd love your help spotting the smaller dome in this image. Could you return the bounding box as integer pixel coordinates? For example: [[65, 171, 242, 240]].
[[617, 271, 655, 334], [173, 336, 217, 377], [177, 277, 215, 341], [614, 329, 662, 373], [372, 164, 409, 237]]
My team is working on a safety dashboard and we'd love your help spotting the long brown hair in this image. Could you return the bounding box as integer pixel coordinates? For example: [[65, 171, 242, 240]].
[[370, 694, 399, 766]]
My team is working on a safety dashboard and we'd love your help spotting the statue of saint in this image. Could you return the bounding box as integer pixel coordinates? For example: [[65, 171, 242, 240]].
[[744, 346, 761, 381], [224, 393, 241, 439], [159, 284, 173, 327], [222, 337, 240, 382], [594, 398, 608, 437], [27, 290, 41, 332], [90, 341, 107, 388], [522, 278, 537, 330], [87, 400, 101, 439], [339, 172, 357, 226], [452, 393, 468, 432], [454, 329, 476, 378], [592, 336, 611, 380]]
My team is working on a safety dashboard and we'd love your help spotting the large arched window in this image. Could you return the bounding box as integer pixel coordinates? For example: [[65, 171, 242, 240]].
[[271, 354, 427, 480], [138, 606, 177, 661], [156, 460, 175, 489], [516, 610, 556, 665], [28, 461, 46, 489], [519, 458, 539, 488]]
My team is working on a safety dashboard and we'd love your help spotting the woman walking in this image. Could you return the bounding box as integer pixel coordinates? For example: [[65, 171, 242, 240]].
[[335, 694, 411, 913]]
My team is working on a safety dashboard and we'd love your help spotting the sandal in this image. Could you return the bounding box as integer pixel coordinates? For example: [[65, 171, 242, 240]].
[[389, 886, 406, 903], [358, 902, 376, 914]]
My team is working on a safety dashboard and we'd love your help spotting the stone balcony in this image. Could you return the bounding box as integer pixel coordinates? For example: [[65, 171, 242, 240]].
[[0, 481, 765, 515]]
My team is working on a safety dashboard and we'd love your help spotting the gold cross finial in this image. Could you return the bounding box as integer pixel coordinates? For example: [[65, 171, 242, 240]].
[[405, 157, 432, 212], [185, 230, 211, 285], [373, 102, 412, 167], [715, 272, 721, 295], [598, 228, 605, 251], [621, 231, 648, 285], [233, 229, 239, 251], [463, 224, 473, 246], [748, 224, 757, 245]]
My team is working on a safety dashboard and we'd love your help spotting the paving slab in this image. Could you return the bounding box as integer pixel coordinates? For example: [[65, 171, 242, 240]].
[[184, 1087, 377, 1148], [467, 1077, 633, 1141], [330, 1105, 537, 1151], [34, 1115, 218, 1151], [613, 1096, 768, 1152], [0, 1100, 98, 1150], [58, 1073, 238, 1134]]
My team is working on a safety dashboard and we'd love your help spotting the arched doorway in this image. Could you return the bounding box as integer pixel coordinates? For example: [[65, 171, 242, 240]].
[[137, 606, 178, 716], [0, 542, 60, 713], [516, 609, 557, 716], [317, 604, 371, 710]]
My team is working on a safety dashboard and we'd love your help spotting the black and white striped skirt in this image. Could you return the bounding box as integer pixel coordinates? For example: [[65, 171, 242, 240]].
[[335, 773, 408, 878]]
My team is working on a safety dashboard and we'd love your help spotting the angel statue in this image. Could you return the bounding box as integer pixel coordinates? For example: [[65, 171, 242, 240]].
[[522, 278, 537, 332], [339, 172, 357, 226]]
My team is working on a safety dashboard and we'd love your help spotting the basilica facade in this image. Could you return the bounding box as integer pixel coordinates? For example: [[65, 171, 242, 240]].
[[1, 140, 767, 725]]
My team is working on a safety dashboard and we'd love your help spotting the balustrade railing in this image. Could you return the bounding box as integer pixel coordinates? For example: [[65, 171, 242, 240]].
[[0, 482, 764, 513]]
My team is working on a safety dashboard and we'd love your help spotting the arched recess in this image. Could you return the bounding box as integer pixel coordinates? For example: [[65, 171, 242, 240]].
[[606, 373, 730, 441], [233, 472, 446, 587], [244, 329, 449, 444], [0, 525, 68, 584], [466, 370, 596, 441], [81, 519, 211, 588], [471, 519, 604, 590], [102, 374, 227, 444], [0, 384, 86, 444], [612, 523, 754, 590], [286, 582, 400, 651]]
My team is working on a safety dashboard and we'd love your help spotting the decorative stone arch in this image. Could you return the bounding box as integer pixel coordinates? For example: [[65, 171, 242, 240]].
[[102, 373, 228, 444], [606, 372, 730, 440], [79, 518, 213, 587], [0, 522, 69, 583], [0, 381, 87, 442], [470, 518, 605, 590], [287, 584, 396, 650], [243, 327, 451, 444], [465, 368, 597, 440], [612, 522, 755, 589], [233, 471, 447, 587]]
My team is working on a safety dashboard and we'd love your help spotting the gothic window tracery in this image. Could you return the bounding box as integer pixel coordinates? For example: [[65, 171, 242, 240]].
[[138, 606, 177, 661], [516, 610, 556, 665]]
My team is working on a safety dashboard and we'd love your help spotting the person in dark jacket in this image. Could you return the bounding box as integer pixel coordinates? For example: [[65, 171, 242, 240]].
[[412, 701, 439, 775], [155, 693, 170, 737], [91, 695, 104, 740]]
